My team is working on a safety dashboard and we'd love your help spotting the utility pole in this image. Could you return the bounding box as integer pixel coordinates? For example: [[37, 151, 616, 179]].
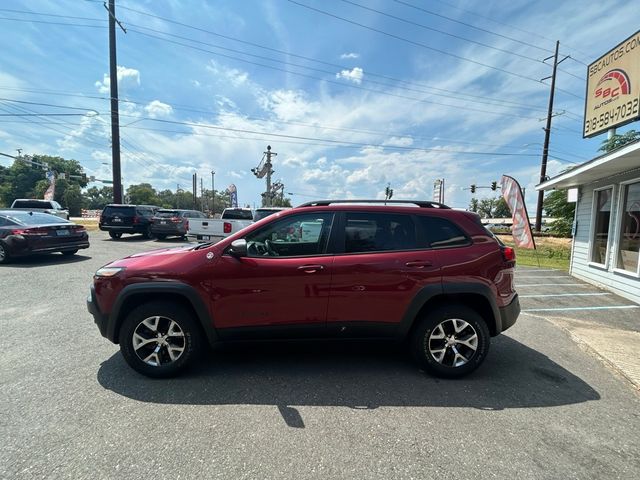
[[106, 0, 126, 204], [264, 145, 276, 207], [200, 177, 204, 212], [535, 41, 569, 232], [192, 173, 197, 209], [176, 183, 181, 208], [211, 170, 215, 216]]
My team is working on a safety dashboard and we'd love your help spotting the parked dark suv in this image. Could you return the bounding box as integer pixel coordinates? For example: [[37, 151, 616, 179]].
[[150, 209, 207, 240], [99, 204, 159, 239], [88, 200, 519, 378]]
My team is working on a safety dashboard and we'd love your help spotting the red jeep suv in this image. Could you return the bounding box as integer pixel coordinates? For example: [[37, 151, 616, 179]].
[[87, 200, 519, 378]]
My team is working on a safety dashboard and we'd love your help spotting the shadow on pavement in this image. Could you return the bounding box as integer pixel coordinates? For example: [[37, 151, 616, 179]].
[[2, 252, 91, 268], [98, 335, 600, 414]]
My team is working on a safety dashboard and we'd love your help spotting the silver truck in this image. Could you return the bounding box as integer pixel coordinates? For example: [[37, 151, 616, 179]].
[[10, 199, 69, 220], [187, 207, 253, 243]]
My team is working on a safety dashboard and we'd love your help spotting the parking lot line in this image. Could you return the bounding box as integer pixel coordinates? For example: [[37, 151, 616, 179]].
[[519, 293, 612, 298], [523, 305, 639, 312], [517, 275, 571, 279], [515, 268, 558, 272], [516, 283, 592, 287]]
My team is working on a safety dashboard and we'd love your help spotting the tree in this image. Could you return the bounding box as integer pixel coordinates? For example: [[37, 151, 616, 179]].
[[543, 189, 575, 237], [493, 197, 510, 218], [126, 183, 159, 205], [598, 129, 639, 153], [63, 184, 84, 216], [468, 198, 479, 213], [84, 186, 113, 210], [471, 197, 510, 218], [272, 196, 292, 207]]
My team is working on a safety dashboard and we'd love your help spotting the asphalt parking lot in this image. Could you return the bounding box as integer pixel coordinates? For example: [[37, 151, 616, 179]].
[[2, 230, 639, 479]]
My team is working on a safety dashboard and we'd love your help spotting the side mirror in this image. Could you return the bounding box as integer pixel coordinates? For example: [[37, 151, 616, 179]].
[[229, 239, 247, 257]]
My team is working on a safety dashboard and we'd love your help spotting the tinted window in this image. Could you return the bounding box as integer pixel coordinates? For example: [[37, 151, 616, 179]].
[[253, 209, 284, 221], [156, 210, 180, 218], [222, 209, 253, 220], [103, 206, 135, 216], [245, 213, 334, 257], [344, 213, 416, 253], [136, 207, 154, 217], [12, 200, 53, 209], [1, 211, 69, 225], [416, 216, 470, 249]]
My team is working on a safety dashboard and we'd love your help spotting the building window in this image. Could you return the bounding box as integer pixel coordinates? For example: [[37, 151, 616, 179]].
[[616, 181, 640, 274], [591, 188, 613, 265]]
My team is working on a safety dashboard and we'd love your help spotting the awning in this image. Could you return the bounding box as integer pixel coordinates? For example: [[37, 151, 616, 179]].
[[536, 140, 640, 190]]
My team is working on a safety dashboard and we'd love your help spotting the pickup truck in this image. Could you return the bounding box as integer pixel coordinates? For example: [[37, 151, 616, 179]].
[[187, 207, 253, 242], [10, 199, 69, 220]]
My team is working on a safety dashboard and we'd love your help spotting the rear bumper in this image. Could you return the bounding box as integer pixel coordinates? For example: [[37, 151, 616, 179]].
[[151, 225, 186, 235], [99, 224, 146, 233], [498, 294, 520, 333], [6, 238, 89, 256]]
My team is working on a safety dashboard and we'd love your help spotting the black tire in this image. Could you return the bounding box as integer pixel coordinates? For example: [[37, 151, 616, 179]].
[[410, 306, 490, 378], [109, 232, 122, 240], [62, 249, 78, 256], [143, 226, 154, 239], [118, 302, 203, 378], [0, 242, 10, 264], [155, 234, 167, 240]]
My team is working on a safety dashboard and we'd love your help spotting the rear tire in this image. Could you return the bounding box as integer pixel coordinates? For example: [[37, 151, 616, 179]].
[[411, 306, 490, 378], [62, 249, 78, 256], [143, 226, 154, 239], [0, 242, 10, 264], [118, 302, 203, 378], [155, 234, 167, 240], [109, 232, 122, 240]]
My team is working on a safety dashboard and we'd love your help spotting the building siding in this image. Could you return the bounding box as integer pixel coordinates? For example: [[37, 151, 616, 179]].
[[569, 170, 640, 304]]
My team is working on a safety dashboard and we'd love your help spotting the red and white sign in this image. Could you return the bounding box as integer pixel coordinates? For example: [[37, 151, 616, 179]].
[[501, 175, 536, 249]]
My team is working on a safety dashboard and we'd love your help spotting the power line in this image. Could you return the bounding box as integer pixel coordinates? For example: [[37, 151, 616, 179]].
[[105, 3, 571, 113], [0, 8, 105, 22], [0, 16, 106, 28], [340, 0, 543, 64]]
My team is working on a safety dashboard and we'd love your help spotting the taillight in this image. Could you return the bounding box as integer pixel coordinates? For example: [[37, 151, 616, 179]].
[[133, 216, 140, 224], [72, 225, 86, 232], [502, 246, 516, 262], [223, 222, 232, 234], [11, 227, 48, 236]]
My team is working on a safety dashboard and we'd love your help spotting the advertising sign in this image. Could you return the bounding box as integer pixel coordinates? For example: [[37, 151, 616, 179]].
[[43, 170, 56, 201], [501, 175, 536, 249], [227, 184, 238, 207], [584, 30, 640, 138]]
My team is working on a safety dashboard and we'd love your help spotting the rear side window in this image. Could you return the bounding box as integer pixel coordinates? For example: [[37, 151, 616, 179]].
[[136, 207, 154, 216], [416, 216, 470, 249], [103, 206, 134, 216], [156, 210, 180, 218], [222, 209, 253, 220], [344, 212, 417, 253]]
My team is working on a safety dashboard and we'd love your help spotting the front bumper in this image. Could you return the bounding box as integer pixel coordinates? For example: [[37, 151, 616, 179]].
[[87, 285, 110, 340], [498, 294, 520, 333]]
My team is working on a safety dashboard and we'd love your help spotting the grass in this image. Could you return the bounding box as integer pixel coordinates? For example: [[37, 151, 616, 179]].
[[71, 218, 99, 231], [498, 235, 572, 270]]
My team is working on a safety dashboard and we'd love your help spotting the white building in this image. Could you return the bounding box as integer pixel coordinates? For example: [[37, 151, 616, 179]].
[[536, 140, 640, 304]]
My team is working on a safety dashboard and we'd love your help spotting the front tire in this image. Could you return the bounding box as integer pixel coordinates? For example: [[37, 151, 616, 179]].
[[155, 234, 167, 240], [62, 249, 78, 256], [411, 306, 490, 378], [118, 302, 203, 378], [109, 232, 122, 240]]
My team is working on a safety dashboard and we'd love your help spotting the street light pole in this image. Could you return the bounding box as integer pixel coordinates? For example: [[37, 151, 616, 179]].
[[211, 170, 215, 217]]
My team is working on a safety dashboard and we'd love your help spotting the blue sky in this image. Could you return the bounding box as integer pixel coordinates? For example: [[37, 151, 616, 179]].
[[0, 0, 638, 210]]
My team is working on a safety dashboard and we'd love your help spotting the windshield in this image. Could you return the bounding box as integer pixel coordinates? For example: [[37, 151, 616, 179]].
[[1, 211, 70, 225], [222, 209, 253, 220]]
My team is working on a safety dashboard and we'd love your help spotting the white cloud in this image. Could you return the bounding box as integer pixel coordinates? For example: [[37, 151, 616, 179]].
[[336, 67, 364, 84], [340, 52, 359, 59], [94, 66, 141, 93], [144, 100, 173, 118], [383, 136, 414, 147]]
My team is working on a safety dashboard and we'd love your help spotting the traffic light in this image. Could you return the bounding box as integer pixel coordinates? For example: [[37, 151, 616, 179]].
[[491, 181, 498, 191], [470, 184, 476, 193]]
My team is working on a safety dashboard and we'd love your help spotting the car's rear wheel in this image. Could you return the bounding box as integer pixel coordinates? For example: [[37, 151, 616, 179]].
[[411, 306, 490, 378], [155, 234, 167, 240], [143, 226, 154, 239], [109, 232, 122, 240], [62, 249, 78, 256], [118, 302, 203, 378], [0, 242, 10, 264]]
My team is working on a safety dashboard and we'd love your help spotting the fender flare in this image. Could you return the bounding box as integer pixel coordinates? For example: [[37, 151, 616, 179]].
[[107, 282, 218, 347]]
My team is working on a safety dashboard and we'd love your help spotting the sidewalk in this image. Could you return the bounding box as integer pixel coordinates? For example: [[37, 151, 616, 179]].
[[515, 266, 640, 390]]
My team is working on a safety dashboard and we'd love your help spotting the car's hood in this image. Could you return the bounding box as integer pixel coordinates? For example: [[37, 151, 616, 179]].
[[108, 244, 200, 269]]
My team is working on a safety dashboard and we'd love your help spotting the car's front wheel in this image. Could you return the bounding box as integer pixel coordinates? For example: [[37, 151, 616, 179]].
[[118, 302, 203, 378], [411, 306, 490, 378], [61, 249, 78, 256], [109, 232, 122, 240]]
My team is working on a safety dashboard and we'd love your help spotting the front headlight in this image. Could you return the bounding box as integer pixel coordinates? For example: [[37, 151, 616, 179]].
[[94, 266, 125, 277]]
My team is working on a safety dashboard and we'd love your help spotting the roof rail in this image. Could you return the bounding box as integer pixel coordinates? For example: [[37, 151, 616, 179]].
[[297, 199, 450, 209]]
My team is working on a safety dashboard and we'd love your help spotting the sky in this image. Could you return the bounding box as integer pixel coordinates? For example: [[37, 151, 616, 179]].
[[0, 0, 638, 210]]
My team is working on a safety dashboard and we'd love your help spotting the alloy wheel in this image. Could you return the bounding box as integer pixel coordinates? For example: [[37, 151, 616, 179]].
[[427, 318, 478, 367], [132, 315, 186, 367]]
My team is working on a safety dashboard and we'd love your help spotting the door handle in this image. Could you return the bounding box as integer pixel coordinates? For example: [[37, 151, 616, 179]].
[[405, 260, 433, 268], [297, 264, 325, 273]]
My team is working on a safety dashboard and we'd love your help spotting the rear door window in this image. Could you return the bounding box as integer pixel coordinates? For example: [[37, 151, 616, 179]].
[[103, 206, 134, 216], [416, 216, 470, 249], [344, 212, 417, 253]]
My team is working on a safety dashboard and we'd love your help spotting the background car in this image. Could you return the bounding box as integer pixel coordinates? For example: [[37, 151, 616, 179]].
[[10, 199, 69, 220], [150, 209, 206, 240], [0, 210, 89, 263], [99, 204, 159, 240]]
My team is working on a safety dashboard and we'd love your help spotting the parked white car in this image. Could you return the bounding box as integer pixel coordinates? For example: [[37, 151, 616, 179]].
[[10, 199, 69, 220], [187, 208, 253, 243]]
